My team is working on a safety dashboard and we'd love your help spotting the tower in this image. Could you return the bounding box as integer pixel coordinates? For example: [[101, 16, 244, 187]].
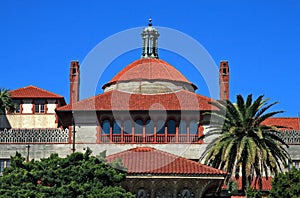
[[69, 61, 80, 105], [141, 18, 160, 59], [219, 61, 230, 100]]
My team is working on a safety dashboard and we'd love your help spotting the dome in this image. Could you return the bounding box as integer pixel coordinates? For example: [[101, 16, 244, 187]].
[[102, 19, 197, 94], [102, 58, 197, 94]]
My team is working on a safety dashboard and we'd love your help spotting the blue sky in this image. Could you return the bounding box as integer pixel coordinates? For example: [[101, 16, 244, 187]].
[[0, 1, 299, 117]]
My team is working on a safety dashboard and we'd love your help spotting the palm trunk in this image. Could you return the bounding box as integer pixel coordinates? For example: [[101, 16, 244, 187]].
[[241, 160, 247, 195]]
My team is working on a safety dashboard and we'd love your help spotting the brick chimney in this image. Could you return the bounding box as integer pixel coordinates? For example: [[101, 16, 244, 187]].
[[69, 61, 80, 105], [219, 61, 230, 100]]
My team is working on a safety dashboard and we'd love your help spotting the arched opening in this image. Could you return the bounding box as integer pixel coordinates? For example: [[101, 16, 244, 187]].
[[167, 120, 176, 142], [124, 120, 132, 143], [145, 119, 154, 142], [178, 188, 195, 198], [136, 188, 151, 198], [112, 120, 121, 142], [101, 119, 110, 142], [134, 119, 143, 142], [155, 187, 173, 198], [156, 120, 165, 142], [179, 120, 187, 142], [190, 120, 198, 142]]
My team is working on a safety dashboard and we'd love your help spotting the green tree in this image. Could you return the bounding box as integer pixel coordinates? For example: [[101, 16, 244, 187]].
[[246, 187, 264, 198], [200, 94, 290, 195], [0, 148, 134, 198], [0, 88, 16, 114], [269, 167, 300, 198]]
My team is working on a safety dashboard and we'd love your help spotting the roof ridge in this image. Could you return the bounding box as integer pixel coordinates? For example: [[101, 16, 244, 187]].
[[10, 85, 64, 98], [56, 89, 215, 111], [107, 146, 227, 175]]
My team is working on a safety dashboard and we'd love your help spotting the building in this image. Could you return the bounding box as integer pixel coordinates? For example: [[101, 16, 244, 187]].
[[1, 20, 300, 196]]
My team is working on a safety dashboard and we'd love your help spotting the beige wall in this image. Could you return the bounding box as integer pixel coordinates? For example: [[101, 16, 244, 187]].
[[47, 100, 57, 114], [22, 100, 33, 113], [3, 114, 57, 128]]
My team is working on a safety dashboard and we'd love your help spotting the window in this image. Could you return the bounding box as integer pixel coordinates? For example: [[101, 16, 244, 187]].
[[178, 188, 194, 197], [112, 120, 121, 135], [15, 103, 21, 113], [179, 120, 187, 134], [156, 120, 165, 134], [102, 120, 110, 135], [134, 120, 143, 135], [145, 120, 154, 135], [0, 159, 10, 174], [190, 120, 198, 135], [12, 100, 21, 114], [167, 120, 176, 134], [124, 120, 132, 135], [34, 100, 45, 113]]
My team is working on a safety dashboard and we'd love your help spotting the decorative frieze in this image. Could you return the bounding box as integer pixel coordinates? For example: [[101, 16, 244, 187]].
[[276, 130, 300, 144], [0, 128, 69, 143]]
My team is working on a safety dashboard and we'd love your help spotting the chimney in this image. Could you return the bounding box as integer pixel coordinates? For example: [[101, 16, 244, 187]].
[[219, 61, 230, 100], [69, 61, 80, 105]]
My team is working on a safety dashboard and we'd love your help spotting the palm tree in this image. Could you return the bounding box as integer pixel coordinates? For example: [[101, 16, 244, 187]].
[[200, 94, 291, 195], [0, 88, 16, 114]]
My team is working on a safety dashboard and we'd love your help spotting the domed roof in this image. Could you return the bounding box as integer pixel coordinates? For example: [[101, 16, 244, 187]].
[[102, 58, 197, 90]]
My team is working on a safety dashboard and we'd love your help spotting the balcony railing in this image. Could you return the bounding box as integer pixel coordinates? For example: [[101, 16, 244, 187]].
[[99, 134, 200, 143]]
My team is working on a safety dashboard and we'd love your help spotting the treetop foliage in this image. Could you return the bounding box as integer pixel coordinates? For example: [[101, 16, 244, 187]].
[[269, 167, 300, 198], [0, 148, 134, 198]]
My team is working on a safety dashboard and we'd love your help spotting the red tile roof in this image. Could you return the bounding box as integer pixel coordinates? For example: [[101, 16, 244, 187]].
[[262, 117, 300, 130], [103, 58, 197, 89], [236, 177, 273, 191], [10, 85, 64, 99], [222, 177, 272, 191], [57, 90, 216, 111], [106, 147, 227, 175], [231, 196, 246, 198]]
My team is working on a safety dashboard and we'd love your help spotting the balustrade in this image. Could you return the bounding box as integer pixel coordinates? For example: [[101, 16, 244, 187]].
[[0, 128, 69, 143]]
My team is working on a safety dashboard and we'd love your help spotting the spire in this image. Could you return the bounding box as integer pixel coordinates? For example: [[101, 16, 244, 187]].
[[219, 61, 230, 100], [148, 17, 152, 26], [141, 18, 160, 59]]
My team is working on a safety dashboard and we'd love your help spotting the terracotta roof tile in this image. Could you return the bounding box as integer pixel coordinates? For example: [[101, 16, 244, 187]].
[[106, 147, 227, 175], [222, 177, 272, 191], [57, 90, 216, 111], [236, 177, 273, 191], [262, 117, 300, 130], [103, 59, 197, 89], [10, 85, 64, 99]]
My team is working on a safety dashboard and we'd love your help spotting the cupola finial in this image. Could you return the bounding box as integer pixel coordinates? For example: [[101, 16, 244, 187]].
[[141, 18, 160, 59], [148, 17, 152, 26]]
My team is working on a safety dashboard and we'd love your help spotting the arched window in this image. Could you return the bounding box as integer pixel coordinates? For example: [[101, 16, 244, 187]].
[[124, 120, 132, 135], [167, 120, 176, 134], [155, 187, 173, 198], [178, 188, 194, 198], [102, 120, 110, 135], [156, 120, 165, 134], [179, 120, 187, 134], [190, 120, 198, 135], [112, 120, 121, 134], [145, 119, 154, 135], [134, 119, 143, 135], [136, 188, 150, 198]]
